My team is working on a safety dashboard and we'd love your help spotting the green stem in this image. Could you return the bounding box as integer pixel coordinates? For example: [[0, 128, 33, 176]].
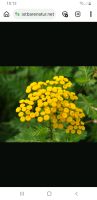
[[49, 121, 53, 141], [85, 120, 97, 124]]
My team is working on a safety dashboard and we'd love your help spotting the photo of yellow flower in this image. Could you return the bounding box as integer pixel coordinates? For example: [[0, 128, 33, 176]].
[[0, 66, 97, 142], [16, 75, 85, 139]]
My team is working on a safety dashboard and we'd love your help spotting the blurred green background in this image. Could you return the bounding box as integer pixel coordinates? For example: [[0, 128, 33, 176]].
[[0, 66, 97, 142]]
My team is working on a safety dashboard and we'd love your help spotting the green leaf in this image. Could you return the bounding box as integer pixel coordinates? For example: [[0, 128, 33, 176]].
[[53, 129, 87, 142], [74, 66, 96, 86], [77, 93, 97, 119]]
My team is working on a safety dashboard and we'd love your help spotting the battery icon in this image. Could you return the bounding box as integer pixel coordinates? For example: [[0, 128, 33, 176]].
[[90, 11, 92, 17]]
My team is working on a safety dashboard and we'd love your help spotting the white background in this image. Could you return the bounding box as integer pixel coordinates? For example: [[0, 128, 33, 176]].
[[0, 187, 97, 200], [0, 0, 97, 21]]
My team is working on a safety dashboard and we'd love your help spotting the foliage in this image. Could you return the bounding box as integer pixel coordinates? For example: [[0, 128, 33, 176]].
[[0, 66, 97, 142]]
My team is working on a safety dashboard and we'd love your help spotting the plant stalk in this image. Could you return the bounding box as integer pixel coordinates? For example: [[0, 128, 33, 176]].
[[85, 120, 97, 124], [49, 121, 53, 141]]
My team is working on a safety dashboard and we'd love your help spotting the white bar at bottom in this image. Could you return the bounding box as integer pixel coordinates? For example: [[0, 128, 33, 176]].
[[0, 187, 97, 200]]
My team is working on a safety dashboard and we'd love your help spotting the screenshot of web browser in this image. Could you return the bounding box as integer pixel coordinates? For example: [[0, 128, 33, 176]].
[[0, 0, 97, 194], [0, 0, 96, 21]]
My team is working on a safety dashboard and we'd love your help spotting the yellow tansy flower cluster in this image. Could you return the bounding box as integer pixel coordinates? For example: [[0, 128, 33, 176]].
[[16, 76, 85, 135]]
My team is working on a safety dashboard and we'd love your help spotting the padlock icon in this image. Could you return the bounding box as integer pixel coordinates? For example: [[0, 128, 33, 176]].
[[62, 11, 68, 17]]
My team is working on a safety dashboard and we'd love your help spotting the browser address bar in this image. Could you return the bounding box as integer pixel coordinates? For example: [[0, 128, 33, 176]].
[[14, 10, 55, 18]]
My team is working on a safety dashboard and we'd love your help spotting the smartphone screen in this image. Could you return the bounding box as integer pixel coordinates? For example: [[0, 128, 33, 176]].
[[0, 0, 97, 194]]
